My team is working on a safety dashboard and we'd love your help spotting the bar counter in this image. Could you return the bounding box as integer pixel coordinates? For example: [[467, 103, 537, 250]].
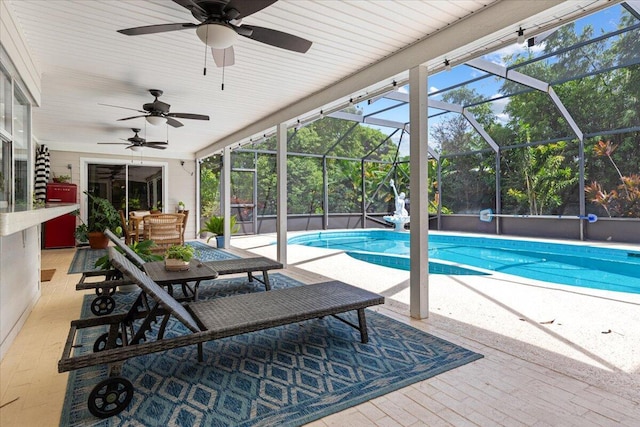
[[0, 203, 79, 237]]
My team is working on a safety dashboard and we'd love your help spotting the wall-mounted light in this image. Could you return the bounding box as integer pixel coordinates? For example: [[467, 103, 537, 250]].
[[517, 27, 525, 44], [319, 110, 324, 118], [444, 59, 452, 71]]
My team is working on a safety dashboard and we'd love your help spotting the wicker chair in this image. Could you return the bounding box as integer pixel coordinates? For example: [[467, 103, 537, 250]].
[[143, 214, 183, 253], [162, 212, 187, 244], [118, 210, 137, 245]]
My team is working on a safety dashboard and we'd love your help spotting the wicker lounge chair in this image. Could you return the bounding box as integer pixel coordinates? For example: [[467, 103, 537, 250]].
[[78, 230, 284, 313], [74, 229, 147, 316], [203, 257, 283, 291], [58, 248, 384, 419]]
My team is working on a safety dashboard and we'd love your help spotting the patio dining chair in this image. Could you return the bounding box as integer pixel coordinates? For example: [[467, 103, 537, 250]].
[[118, 210, 137, 245], [143, 214, 183, 253]]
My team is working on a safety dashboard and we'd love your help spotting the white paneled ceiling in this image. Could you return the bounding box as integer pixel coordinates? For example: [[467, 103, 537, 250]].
[[4, 0, 614, 159]]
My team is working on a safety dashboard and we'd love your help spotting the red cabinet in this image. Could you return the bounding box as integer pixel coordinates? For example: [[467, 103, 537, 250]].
[[44, 183, 77, 248]]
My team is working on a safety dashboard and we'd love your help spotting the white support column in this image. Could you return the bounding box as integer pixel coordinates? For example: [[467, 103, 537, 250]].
[[276, 123, 288, 267], [195, 159, 201, 240], [409, 65, 429, 319], [222, 145, 231, 248]]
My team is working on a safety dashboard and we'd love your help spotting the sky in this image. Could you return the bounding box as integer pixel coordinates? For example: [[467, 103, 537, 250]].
[[347, 3, 632, 157]]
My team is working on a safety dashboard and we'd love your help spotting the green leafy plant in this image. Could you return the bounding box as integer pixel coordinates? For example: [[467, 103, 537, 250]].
[[165, 244, 195, 262], [199, 215, 239, 243], [74, 191, 121, 241], [53, 174, 71, 183], [585, 140, 640, 217], [74, 223, 89, 242], [94, 239, 163, 270]]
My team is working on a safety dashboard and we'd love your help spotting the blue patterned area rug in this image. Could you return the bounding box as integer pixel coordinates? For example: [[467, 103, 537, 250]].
[[60, 274, 483, 427], [67, 241, 238, 273], [186, 241, 240, 261], [67, 248, 107, 274]]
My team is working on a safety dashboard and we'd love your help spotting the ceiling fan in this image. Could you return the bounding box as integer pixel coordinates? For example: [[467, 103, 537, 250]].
[[98, 128, 168, 151], [101, 89, 209, 128], [117, 0, 312, 68]]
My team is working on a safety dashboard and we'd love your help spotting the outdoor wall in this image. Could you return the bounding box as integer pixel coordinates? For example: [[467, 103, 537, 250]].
[[437, 215, 497, 235], [0, 2, 42, 361], [0, 227, 40, 359], [584, 218, 640, 243], [255, 214, 371, 234], [47, 151, 199, 239], [436, 214, 640, 244], [251, 212, 639, 244]]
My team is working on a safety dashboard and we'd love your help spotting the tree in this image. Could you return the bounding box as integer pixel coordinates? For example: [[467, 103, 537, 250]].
[[585, 140, 640, 217], [200, 156, 221, 218], [430, 87, 498, 213]]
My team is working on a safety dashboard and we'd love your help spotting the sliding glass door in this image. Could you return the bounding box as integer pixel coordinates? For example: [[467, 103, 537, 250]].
[[87, 163, 163, 214]]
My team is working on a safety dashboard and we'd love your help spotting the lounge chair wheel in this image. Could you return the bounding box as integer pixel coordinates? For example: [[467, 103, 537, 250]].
[[94, 287, 116, 296], [88, 376, 133, 418], [93, 332, 124, 353], [96, 288, 116, 296], [91, 295, 116, 316]]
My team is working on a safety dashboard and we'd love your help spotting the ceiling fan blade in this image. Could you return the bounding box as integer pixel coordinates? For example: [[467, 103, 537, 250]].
[[147, 145, 167, 150], [145, 141, 169, 145], [117, 115, 147, 121], [167, 112, 210, 120], [240, 25, 312, 53], [226, 0, 278, 19], [118, 23, 196, 36], [211, 47, 235, 67], [99, 103, 146, 113], [166, 117, 184, 128]]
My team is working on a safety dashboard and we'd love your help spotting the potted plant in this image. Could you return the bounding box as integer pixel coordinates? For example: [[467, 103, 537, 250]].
[[164, 244, 195, 271], [52, 174, 71, 183], [74, 191, 121, 249], [177, 201, 186, 212], [199, 215, 239, 247], [94, 239, 163, 271]]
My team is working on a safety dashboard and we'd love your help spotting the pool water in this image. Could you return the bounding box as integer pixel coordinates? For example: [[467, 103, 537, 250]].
[[288, 230, 640, 294]]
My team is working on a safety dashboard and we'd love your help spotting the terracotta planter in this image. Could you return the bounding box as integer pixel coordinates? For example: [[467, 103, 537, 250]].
[[87, 231, 109, 249]]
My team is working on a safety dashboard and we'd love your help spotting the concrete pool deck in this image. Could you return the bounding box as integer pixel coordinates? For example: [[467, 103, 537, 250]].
[[231, 232, 640, 405]]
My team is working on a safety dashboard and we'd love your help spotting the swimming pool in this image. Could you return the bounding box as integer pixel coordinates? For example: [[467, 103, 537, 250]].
[[288, 230, 640, 294]]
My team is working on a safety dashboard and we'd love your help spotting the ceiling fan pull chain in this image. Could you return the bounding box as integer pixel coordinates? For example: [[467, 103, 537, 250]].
[[203, 29, 208, 76], [221, 50, 226, 91]]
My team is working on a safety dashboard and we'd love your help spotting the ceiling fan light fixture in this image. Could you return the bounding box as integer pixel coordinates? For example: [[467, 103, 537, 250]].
[[130, 146, 143, 152], [196, 23, 238, 49], [146, 115, 166, 126]]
